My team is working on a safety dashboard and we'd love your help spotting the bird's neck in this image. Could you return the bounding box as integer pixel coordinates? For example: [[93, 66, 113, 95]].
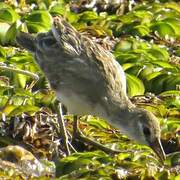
[[97, 95, 136, 129]]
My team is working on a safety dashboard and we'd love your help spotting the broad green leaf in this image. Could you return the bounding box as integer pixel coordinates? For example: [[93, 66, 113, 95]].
[[5, 21, 18, 44], [0, 46, 6, 58], [2, 104, 17, 116], [114, 40, 132, 51], [79, 11, 98, 22], [165, 2, 180, 13], [160, 90, 180, 96], [133, 25, 150, 36], [25, 10, 52, 33], [7, 105, 39, 116], [152, 61, 173, 68], [162, 18, 180, 36], [0, 5, 20, 23], [17, 73, 27, 88], [0, 22, 10, 44], [0, 95, 9, 107], [56, 151, 111, 177], [145, 71, 163, 81], [164, 75, 180, 91], [87, 117, 110, 129], [147, 46, 169, 61], [122, 63, 135, 71], [49, 3, 66, 16], [126, 74, 145, 96], [149, 74, 168, 93], [151, 22, 176, 37], [115, 52, 139, 64]]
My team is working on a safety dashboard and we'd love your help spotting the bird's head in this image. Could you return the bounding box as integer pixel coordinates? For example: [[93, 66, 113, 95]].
[[118, 108, 166, 162]]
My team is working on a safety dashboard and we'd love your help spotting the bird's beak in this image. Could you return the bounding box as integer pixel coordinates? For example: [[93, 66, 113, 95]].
[[150, 138, 166, 162]]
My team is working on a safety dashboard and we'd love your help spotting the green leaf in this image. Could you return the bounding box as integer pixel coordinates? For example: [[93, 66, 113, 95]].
[[17, 73, 27, 88], [79, 11, 98, 22], [145, 71, 163, 81], [149, 74, 168, 93], [165, 2, 180, 13], [7, 105, 39, 116], [151, 22, 176, 37], [0, 95, 9, 107], [25, 10, 52, 33], [0, 46, 6, 58], [159, 90, 180, 96], [147, 46, 169, 61], [126, 74, 145, 96], [114, 40, 133, 51], [164, 75, 180, 91], [5, 21, 18, 44], [122, 63, 135, 71], [0, 22, 10, 44], [0, 5, 20, 23], [133, 25, 150, 36], [87, 117, 110, 129], [56, 151, 111, 177], [152, 61, 173, 68], [49, 3, 66, 16]]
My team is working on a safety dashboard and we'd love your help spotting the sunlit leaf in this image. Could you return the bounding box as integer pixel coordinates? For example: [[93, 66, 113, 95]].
[[114, 40, 132, 51], [0, 95, 9, 107], [151, 22, 176, 37], [25, 10, 52, 33], [152, 61, 173, 68], [147, 46, 169, 61], [5, 21, 18, 44], [0, 22, 10, 44], [17, 73, 27, 88], [0, 4, 20, 23], [79, 11, 98, 22], [7, 105, 39, 116], [87, 117, 110, 129], [49, 3, 66, 16], [133, 25, 150, 36], [126, 74, 145, 96], [160, 90, 180, 96]]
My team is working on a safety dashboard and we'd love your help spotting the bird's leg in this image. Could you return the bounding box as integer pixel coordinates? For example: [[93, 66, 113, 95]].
[[73, 115, 79, 138], [56, 103, 71, 156], [72, 116, 129, 154]]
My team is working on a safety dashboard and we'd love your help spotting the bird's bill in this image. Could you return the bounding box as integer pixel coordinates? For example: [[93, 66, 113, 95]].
[[150, 138, 166, 162]]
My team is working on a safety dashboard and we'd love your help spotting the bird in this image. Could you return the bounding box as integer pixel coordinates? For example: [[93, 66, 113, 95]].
[[16, 16, 166, 161]]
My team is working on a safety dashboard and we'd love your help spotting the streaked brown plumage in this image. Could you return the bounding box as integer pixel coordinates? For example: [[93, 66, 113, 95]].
[[16, 16, 166, 161]]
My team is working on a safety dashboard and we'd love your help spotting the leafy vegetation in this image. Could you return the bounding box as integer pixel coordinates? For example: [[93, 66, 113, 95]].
[[0, 0, 179, 179]]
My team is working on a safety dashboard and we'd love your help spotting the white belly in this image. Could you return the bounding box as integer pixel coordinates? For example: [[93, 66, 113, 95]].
[[56, 90, 107, 118]]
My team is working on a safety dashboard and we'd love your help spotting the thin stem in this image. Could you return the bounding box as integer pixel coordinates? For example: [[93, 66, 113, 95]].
[[0, 64, 39, 89], [0, 64, 39, 81], [56, 103, 71, 156]]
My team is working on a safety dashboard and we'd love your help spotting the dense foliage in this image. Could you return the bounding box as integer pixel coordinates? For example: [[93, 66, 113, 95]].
[[0, 0, 179, 179]]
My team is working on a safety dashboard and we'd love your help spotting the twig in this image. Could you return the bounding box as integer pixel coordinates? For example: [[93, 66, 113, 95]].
[[56, 103, 71, 156], [0, 63, 39, 89]]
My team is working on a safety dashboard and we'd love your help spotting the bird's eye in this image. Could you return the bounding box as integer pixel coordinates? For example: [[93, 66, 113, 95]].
[[143, 127, 151, 136]]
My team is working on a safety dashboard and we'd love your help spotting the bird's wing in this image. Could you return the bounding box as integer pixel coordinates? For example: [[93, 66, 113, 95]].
[[16, 17, 127, 101], [51, 16, 127, 97]]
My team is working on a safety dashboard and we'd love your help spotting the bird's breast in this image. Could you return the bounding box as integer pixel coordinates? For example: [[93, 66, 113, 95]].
[[56, 89, 107, 118]]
